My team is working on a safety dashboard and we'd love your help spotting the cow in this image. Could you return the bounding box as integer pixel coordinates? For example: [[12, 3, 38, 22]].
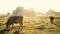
[[50, 16, 54, 23], [6, 16, 23, 32], [50, 16, 60, 27]]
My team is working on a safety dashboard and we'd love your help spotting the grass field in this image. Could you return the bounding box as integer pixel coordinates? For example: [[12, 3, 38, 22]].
[[0, 16, 60, 34]]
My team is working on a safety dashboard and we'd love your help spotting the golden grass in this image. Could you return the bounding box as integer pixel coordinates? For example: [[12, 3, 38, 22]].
[[0, 16, 60, 34]]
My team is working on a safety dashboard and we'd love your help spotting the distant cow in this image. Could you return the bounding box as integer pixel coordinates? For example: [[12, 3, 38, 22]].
[[50, 16, 54, 23], [6, 16, 23, 32]]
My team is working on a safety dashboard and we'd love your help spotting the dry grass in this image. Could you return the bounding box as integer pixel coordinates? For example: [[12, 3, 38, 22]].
[[0, 16, 60, 34]]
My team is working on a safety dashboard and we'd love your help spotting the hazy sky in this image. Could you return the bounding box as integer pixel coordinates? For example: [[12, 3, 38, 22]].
[[0, 0, 60, 14]]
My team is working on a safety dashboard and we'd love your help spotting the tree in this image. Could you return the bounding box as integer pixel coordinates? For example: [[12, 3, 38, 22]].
[[7, 12, 10, 16], [12, 7, 35, 16], [26, 8, 35, 16], [47, 9, 55, 14], [12, 7, 24, 16]]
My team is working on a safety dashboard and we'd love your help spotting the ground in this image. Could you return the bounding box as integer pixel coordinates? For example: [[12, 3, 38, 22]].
[[0, 16, 60, 34]]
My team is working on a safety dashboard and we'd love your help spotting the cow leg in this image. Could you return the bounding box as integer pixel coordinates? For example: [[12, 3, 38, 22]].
[[5, 23, 10, 30], [50, 19, 54, 24], [18, 21, 23, 33], [12, 23, 14, 29], [6, 23, 9, 28]]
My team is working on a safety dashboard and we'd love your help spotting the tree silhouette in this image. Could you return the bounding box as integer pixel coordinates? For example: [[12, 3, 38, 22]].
[[12, 7, 24, 16], [7, 12, 10, 16]]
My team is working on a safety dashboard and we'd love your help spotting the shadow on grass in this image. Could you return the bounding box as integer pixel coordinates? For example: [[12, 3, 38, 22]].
[[35, 25, 46, 30], [0, 29, 10, 34], [35, 26, 46, 31], [13, 31, 24, 34]]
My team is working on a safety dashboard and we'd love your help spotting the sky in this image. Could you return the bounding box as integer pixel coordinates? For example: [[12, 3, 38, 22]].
[[0, 0, 60, 14]]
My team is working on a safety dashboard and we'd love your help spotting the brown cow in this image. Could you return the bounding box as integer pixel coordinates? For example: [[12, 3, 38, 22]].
[[50, 16, 60, 27], [50, 16, 54, 23], [6, 16, 23, 32]]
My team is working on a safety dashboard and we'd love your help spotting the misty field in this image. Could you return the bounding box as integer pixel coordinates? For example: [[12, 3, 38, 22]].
[[0, 16, 60, 34]]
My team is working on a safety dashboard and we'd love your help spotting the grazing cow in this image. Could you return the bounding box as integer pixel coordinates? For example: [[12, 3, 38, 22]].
[[50, 16, 54, 23], [6, 16, 23, 32], [50, 16, 60, 27]]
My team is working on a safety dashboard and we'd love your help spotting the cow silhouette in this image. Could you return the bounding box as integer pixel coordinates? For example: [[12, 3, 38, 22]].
[[50, 16, 54, 23], [6, 16, 23, 32]]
